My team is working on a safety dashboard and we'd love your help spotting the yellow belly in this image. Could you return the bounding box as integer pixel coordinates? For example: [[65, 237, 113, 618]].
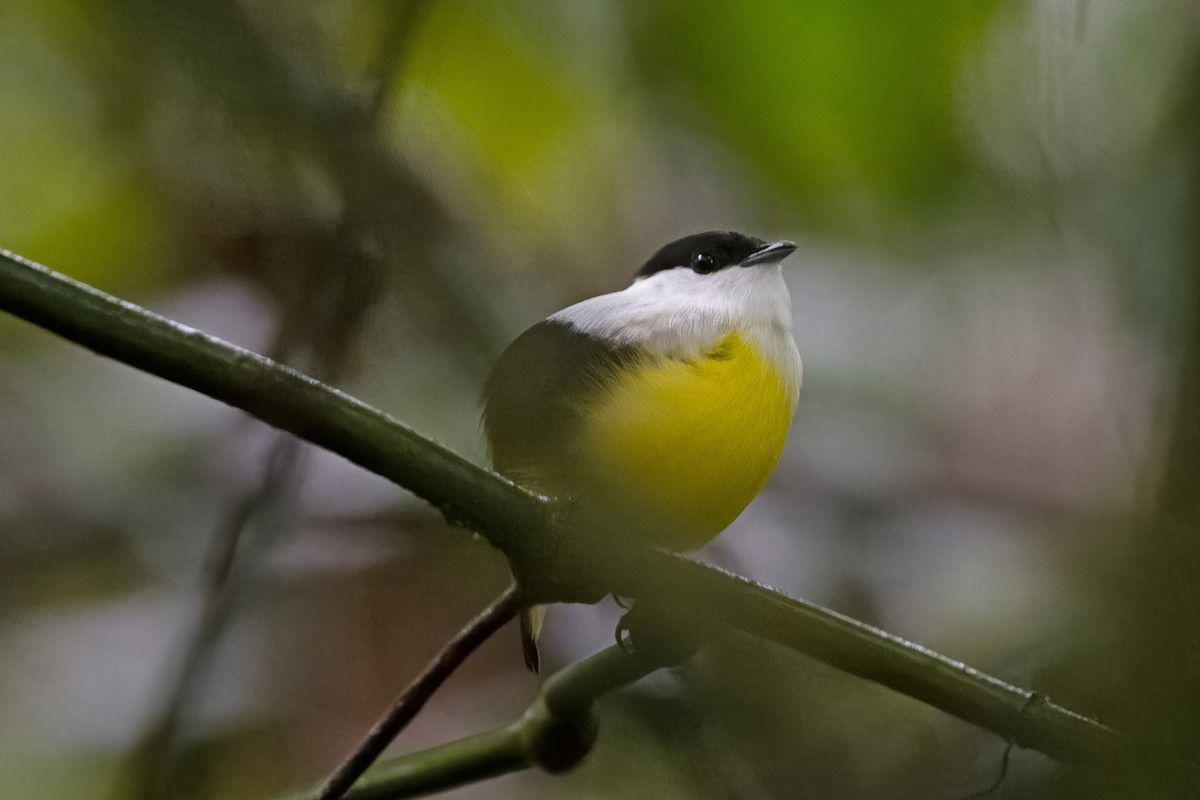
[[582, 331, 794, 549]]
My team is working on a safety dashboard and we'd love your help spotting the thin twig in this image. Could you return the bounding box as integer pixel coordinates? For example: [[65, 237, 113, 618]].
[[278, 642, 664, 800], [957, 691, 1040, 800], [316, 582, 525, 800], [959, 740, 1016, 800]]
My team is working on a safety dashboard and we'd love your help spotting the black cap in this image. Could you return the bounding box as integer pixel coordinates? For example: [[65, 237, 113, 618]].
[[637, 231, 794, 278]]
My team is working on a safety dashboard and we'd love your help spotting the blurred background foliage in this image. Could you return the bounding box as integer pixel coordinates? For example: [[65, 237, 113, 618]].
[[0, 1, 1197, 798]]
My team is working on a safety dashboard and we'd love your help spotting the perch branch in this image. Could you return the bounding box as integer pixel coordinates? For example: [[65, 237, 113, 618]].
[[0, 247, 1120, 766]]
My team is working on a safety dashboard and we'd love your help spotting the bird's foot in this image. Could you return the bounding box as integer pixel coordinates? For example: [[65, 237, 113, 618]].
[[615, 611, 636, 655], [614, 603, 702, 667]]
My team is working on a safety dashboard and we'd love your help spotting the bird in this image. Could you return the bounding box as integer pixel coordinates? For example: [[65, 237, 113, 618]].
[[483, 231, 801, 672]]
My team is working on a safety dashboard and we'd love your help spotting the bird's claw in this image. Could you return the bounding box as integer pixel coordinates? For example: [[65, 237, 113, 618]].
[[615, 612, 636, 655], [612, 593, 635, 611]]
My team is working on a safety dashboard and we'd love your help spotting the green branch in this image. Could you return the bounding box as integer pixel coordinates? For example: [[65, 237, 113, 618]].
[[0, 247, 1119, 768], [317, 584, 524, 800], [0, 247, 547, 562], [281, 644, 662, 800]]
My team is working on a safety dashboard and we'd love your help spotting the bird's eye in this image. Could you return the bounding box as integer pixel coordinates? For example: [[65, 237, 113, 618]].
[[692, 252, 714, 272]]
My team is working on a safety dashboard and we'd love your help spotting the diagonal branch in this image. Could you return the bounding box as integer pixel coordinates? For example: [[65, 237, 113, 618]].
[[0, 247, 546, 556], [317, 582, 524, 800], [0, 247, 1120, 766]]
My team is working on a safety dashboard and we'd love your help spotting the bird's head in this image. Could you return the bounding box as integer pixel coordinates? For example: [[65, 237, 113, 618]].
[[636, 231, 796, 279]]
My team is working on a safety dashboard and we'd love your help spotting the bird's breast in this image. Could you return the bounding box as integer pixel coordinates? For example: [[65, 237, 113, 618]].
[[582, 329, 796, 549]]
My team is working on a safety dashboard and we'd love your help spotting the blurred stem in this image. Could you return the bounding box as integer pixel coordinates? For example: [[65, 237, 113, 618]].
[[0, 247, 1120, 767], [126, 2, 429, 787], [284, 644, 663, 800], [123, 437, 308, 800], [126, 9, 413, 775], [366, 0, 431, 121], [1092, 52, 1200, 800], [317, 583, 524, 800], [119, 0, 501, 364]]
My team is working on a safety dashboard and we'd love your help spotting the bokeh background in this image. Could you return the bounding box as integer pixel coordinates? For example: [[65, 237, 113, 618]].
[[2, 1, 1198, 798]]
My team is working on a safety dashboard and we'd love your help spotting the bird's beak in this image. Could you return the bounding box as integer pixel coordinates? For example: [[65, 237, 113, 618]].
[[740, 240, 797, 267]]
